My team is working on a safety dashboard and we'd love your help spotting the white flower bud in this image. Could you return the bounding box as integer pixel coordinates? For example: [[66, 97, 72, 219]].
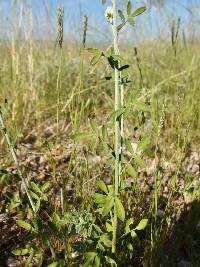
[[105, 6, 113, 24]]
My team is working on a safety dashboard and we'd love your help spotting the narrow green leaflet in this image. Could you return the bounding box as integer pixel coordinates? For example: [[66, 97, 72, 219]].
[[126, 161, 137, 177], [98, 180, 108, 194], [35, 198, 41, 213], [12, 248, 29, 256], [118, 10, 125, 23], [52, 212, 61, 223], [87, 47, 100, 54], [97, 242, 105, 252], [131, 230, 138, 239], [134, 155, 145, 168], [83, 252, 97, 267], [16, 220, 32, 231], [94, 255, 100, 267], [96, 207, 104, 215], [127, 242, 133, 250], [93, 224, 103, 234], [128, 17, 135, 26], [102, 196, 114, 216], [102, 0, 106, 4], [102, 125, 108, 141], [118, 64, 130, 71], [29, 190, 39, 200], [91, 52, 103, 66], [107, 185, 114, 195], [124, 139, 145, 167], [124, 138, 134, 155], [135, 219, 148, 230], [100, 234, 112, 247], [117, 22, 126, 31], [133, 101, 151, 112], [25, 249, 34, 267], [131, 6, 146, 17], [127, 0, 132, 16], [94, 193, 106, 204], [90, 120, 98, 135], [107, 55, 119, 70], [72, 132, 93, 141], [5, 192, 17, 201], [110, 107, 128, 121], [125, 218, 134, 233], [8, 202, 20, 211], [31, 182, 47, 201], [105, 256, 117, 266], [31, 182, 43, 195], [34, 217, 43, 232], [115, 197, 125, 221], [90, 136, 99, 153], [137, 135, 150, 152], [41, 181, 50, 192], [106, 222, 113, 232]]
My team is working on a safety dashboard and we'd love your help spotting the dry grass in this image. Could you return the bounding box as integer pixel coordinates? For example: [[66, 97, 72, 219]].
[[1, 2, 200, 266]]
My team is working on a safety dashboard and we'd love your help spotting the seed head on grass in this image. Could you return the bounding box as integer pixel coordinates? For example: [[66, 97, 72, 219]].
[[57, 6, 64, 49], [82, 15, 88, 48]]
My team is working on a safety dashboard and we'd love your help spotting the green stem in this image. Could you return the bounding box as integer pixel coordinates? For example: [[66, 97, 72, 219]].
[[112, 0, 122, 254], [56, 49, 63, 135]]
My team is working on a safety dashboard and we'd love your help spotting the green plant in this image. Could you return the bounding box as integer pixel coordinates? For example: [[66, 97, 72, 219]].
[[73, 0, 148, 265]]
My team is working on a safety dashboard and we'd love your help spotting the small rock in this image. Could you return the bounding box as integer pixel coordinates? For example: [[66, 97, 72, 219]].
[[191, 164, 199, 174], [162, 160, 169, 169], [7, 257, 20, 267], [123, 142, 142, 158], [66, 182, 74, 195], [190, 152, 199, 162], [88, 155, 102, 167], [196, 221, 200, 229], [0, 213, 6, 222], [146, 159, 156, 176], [43, 128, 54, 138], [39, 156, 46, 165], [192, 179, 200, 189], [71, 251, 79, 258], [23, 133, 37, 144], [157, 209, 164, 218]]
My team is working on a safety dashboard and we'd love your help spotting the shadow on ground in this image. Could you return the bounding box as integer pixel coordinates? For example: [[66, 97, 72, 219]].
[[151, 199, 200, 267]]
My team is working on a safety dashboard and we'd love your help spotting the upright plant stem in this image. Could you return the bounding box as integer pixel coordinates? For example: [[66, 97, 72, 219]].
[[56, 6, 64, 135], [56, 49, 63, 135], [119, 65, 124, 183], [112, 0, 122, 254]]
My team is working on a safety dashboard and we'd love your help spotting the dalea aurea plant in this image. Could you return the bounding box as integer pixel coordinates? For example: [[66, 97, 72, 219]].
[[72, 0, 150, 266]]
